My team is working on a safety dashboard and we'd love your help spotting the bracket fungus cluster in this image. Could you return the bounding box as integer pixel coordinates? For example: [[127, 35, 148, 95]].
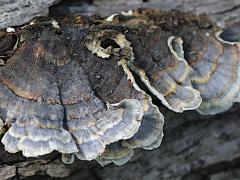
[[0, 8, 239, 165]]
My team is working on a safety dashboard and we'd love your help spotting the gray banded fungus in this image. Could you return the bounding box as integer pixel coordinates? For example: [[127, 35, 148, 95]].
[[0, 8, 239, 165], [102, 8, 240, 115], [0, 21, 164, 165]]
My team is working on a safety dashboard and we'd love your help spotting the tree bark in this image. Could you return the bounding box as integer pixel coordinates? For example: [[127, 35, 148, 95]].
[[0, 0, 61, 28], [0, 0, 240, 180]]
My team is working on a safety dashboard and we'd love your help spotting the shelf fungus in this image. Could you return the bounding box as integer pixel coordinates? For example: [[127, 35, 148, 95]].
[[102, 8, 240, 115], [0, 22, 164, 165], [0, 8, 239, 165]]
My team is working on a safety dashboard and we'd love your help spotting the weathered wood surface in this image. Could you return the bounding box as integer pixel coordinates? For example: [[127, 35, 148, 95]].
[[0, 0, 240, 180], [49, 0, 240, 27], [0, 0, 61, 28], [1, 0, 240, 28]]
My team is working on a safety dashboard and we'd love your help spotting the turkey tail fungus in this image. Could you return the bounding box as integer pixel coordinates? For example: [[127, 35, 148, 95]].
[[0, 8, 239, 165]]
